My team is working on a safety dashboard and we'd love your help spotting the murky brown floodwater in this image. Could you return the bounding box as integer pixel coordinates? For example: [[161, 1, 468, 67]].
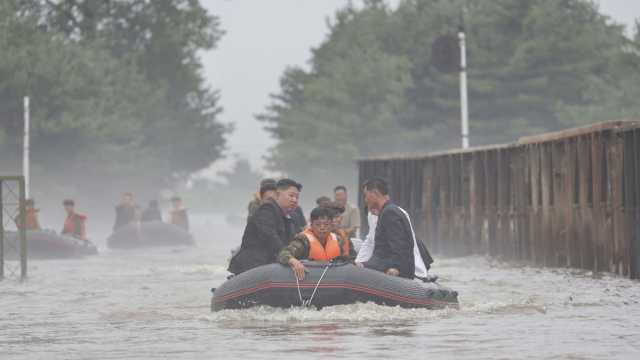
[[1, 214, 639, 359]]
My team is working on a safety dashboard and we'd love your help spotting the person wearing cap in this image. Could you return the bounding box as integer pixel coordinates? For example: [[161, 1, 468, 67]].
[[169, 196, 189, 231], [15, 198, 41, 230], [61, 199, 88, 241], [247, 179, 277, 220], [229, 178, 302, 275]]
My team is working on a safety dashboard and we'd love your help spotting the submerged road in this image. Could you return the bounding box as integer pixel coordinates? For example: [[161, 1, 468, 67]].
[[1, 214, 639, 359]]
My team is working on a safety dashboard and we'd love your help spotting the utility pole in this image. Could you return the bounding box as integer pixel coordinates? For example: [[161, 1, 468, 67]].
[[458, 25, 469, 149], [23, 96, 30, 199]]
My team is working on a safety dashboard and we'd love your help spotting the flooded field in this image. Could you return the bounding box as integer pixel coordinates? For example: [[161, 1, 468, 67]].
[[1, 214, 639, 359]]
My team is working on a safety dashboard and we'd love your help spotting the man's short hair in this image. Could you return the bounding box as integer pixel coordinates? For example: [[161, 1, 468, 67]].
[[259, 181, 278, 197], [316, 196, 331, 206], [334, 185, 347, 193], [325, 201, 345, 218], [25, 198, 35, 206], [63, 199, 75, 206], [123, 192, 133, 197], [171, 196, 182, 202], [362, 177, 389, 196], [276, 178, 302, 191], [260, 178, 276, 187], [309, 207, 332, 222]]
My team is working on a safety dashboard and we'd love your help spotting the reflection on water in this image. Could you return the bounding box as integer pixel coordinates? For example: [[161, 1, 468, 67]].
[[1, 214, 639, 359]]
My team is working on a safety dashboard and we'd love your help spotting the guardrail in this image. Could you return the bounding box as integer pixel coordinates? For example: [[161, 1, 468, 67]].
[[0, 176, 27, 280], [358, 121, 640, 278]]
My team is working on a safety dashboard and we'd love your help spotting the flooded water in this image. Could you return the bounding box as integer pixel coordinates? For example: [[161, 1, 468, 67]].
[[1, 214, 640, 359]]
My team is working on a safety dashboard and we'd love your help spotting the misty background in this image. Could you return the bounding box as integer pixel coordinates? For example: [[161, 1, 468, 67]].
[[1, 0, 640, 236]]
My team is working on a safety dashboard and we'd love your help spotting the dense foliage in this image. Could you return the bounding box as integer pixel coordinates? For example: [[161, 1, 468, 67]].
[[0, 0, 228, 205], [260, 0, 640, 190]]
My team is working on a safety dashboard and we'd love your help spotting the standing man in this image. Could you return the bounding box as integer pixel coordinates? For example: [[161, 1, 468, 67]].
[[61, 199, 88, 241], [169, 196, 189, 231], [247, 179, 277, 219], [334, 185, 360, 238], [113, 192, 138, 231], [228, 178, 302, 275], [361, 177, 433, 279], [16, 198, 41, 230]]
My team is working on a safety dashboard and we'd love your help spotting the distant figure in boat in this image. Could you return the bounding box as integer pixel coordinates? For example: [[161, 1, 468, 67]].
[[334, 185, 360, 238], [61, 199, 88, 241], [141, 200, 162, 223], [113, 192, 139, 231], [247, 178, 278, 220], [169, 196, 189, 231], [279, 207, 353, 280], [228, 178, 302, 275], [15, 198, 41, 230], [361, 177, 433, 279]]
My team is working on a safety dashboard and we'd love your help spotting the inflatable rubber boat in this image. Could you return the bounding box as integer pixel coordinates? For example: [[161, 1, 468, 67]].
[[211, 260, 458, 311], [106, 221, 194, 249], [3, 230, 98, 259]]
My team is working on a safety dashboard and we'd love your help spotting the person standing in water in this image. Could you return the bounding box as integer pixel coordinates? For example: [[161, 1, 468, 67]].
[[61, 199, 88, 241], [169, 196, 189, 231], [113, 192, 139, 231]]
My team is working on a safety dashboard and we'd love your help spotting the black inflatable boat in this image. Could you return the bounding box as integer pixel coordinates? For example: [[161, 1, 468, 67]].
[[106, 221, 194, 249], [211, 261, 458, 311], [3, 230, 98, 259]]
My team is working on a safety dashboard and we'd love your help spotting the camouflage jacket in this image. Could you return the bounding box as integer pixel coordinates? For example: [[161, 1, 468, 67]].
[[278, 232, 356, 265]]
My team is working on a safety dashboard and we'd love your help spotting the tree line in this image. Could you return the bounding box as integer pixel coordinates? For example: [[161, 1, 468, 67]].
[[0, 0, 228, 208], [260, 0, 640, 192]]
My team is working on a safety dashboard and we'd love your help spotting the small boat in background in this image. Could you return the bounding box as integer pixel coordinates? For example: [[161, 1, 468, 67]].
[[3, 229, 98, 259], [106, 221, 194, 249], [211, 260, 458, 311]]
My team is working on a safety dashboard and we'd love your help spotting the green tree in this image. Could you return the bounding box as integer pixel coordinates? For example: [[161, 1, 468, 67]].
[[260, 0, 640, 190]]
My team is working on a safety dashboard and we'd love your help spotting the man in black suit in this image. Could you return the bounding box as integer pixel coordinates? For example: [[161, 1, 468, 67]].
[[228, 178, 302, 275], [362, 177, 433, 279]]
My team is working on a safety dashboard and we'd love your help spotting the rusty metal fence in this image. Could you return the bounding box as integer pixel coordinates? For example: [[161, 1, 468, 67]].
[[0, 176, 27, 280], [358, 121, 640, 278]]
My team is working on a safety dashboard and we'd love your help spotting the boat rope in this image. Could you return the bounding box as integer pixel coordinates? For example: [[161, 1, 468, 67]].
[[295, 261, 334, 307]]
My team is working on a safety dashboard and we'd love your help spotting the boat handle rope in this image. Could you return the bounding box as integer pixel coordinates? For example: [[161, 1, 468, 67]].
[[295, 261, 333, 307]]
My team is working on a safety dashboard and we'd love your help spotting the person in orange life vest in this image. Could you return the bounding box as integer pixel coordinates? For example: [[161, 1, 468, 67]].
[[278, 207, 352, 280], [15, 198, 41, 230], [61, 199, 88, 241], [324, 201, 352, 245]]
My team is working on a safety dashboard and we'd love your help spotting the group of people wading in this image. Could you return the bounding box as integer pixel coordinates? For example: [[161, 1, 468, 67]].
[[15, 192, 190, 242], [229, 177, 433, 281]]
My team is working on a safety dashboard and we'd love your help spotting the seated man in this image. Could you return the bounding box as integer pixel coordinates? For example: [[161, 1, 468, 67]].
[[229, 178, 302, 275], [362, 177, 433, 279], [279, 207, 351, 280], [61, 199, 88, 241]]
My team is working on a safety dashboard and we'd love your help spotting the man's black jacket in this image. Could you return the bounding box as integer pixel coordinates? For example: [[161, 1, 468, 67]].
[[371, 201, 433, 279], [228, 199, 295, 275]]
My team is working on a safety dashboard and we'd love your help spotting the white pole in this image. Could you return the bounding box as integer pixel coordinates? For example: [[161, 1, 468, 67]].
[[23, 96, 30, 199], [459, 30, 470, 149]]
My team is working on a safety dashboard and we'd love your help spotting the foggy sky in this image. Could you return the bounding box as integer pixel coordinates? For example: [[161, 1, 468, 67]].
[[200, 0, 640, 176]]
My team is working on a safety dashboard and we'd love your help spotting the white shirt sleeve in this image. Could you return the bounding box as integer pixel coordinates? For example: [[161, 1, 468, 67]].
[[355, 212, 377, 263]]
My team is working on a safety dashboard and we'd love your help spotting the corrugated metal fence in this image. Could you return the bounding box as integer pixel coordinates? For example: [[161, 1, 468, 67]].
[[358, 121, 640, 278]]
